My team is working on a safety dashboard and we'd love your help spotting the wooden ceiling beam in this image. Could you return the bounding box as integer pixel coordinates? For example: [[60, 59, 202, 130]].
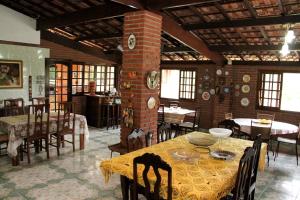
[[184, 14, 300, 30], [37, 2, 134, 30], [75, 32, 123, 41], [209, 44, 300, 51], [161, 13, 225, 65], [41, 31, 120, 64]]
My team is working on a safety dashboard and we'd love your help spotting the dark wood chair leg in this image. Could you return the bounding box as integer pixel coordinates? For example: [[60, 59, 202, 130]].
[[19, 143, 24, 161], [46, 138, 50, 159], [72, 134, 75, 152], [27, 141, 31, 164], [296, 142, 298, 166], [120, 175, 130, 200], [57, 135, 60, 156], [275, 141, 280, 161]]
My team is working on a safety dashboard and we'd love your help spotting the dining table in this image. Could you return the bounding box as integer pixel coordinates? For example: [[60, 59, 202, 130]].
[[100, 132, 267, 200], [0, 112, 89, 165], [233, 118, 299, 137], [160, 107, 195, 124]]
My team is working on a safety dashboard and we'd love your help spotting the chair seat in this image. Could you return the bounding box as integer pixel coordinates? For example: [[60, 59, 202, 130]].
[[108, 143, 128, 155], [179, 122, 196, 129], [277, 137, 297, 144]]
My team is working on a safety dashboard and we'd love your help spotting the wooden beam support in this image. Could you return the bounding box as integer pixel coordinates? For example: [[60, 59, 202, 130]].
[[184, 14, 300, 30], [41, 31, 120, 64], [75, 32, 123, 41], [210, 44, 300, 52], [161, 13, 225, 65], [162, 46, 193, 53], [161, 60, 300, 66], [37, 2, 134, 30]]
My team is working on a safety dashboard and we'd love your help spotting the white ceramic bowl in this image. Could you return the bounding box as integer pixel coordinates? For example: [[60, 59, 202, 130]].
[[209, 128, 232, 138]]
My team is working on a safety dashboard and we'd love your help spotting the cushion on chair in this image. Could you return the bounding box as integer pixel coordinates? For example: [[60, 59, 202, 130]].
[[108, 143, 128, 155], [277, 137, 297, 144]]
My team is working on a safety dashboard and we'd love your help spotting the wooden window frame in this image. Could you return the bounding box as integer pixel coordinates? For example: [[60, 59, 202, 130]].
[[160, 68, 197, 101]]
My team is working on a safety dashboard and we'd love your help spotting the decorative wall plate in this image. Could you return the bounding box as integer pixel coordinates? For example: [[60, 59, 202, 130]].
[[241, 85, 250, 93], [203, 81, 210, 90], [147, 97, 156, 109], [242, 74, 251, 83], [128, 33, 136, 50], [223, 87, 230, 94], [202, 92, 210, 100], [235, 84, 240, 90], [216, 69, 222, 76], [241, 98, 250, 107], [146, 71, 159, 89], [198, 89, 203, 94], [225, 71, 229, 76], [210, 89, 216, 95]]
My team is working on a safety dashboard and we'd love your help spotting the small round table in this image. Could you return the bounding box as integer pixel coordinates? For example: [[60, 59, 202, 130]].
[[233, 118, 298, 137]]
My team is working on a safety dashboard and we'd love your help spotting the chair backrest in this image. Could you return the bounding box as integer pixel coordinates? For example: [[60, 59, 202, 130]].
[[250, 121, 272, 141], [168, 101, 179, 108], [233, 147, 256, 200], [57, 102, 75, 134], [133, 153, 172, 200], [256, 113, 275, 121], [127, 128, 146, 152], [157, 104, 165, 124], [26, 104, 49, 141], [218, 119, 240, 133], [157, 122, 171, 143], [32, 97, 47, 105], [4, 98, 24, 116], [225, 112, 233, 120]]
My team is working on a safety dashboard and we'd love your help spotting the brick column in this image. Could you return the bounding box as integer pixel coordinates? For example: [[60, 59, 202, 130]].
[[120, 11, 162, 146]]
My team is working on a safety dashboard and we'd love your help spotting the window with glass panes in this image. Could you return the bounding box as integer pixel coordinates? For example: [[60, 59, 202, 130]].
[[95, 65, 106, 92], [49, 64, 69, 111], [84, 65, 95, 92], [180, 70, 196, 99], [257, 72, 282, 109], [71, 64, 83, 94], [105, 66, 115, 91]]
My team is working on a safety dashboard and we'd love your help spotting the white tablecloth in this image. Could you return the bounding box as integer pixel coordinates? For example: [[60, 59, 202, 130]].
[[233, 118, 298, 136], [159, 107, 195, 124]]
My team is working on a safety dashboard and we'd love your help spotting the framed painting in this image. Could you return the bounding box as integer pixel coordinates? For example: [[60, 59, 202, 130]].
[[0, 60, 23, 88]]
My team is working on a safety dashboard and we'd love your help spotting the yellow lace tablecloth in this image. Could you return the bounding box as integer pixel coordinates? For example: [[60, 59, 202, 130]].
[[100, 132, 267, 200]]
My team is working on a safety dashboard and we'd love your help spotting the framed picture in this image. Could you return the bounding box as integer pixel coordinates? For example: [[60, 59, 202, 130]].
[[0, 60, 23, 88]]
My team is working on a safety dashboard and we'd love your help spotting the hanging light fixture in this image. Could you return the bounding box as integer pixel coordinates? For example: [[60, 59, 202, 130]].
[[285, 30, 295, 44], [280, 43, 290, 56]]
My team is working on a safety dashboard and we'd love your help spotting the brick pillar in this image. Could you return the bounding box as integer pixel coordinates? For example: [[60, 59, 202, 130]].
[[120, 11, 162, 146]]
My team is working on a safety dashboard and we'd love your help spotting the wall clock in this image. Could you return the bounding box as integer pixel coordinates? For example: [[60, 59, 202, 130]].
[[128, 33, 136, 50]]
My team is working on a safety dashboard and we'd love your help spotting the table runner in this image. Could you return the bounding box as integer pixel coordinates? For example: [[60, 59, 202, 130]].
[[0, 112, 88, 157], [100, 132, 267, 200]]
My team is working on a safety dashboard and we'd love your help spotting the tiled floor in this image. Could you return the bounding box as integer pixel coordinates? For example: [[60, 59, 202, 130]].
[[0, 127, 299, 200]]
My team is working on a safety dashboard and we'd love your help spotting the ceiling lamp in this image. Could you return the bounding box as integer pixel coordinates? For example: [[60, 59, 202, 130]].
[[285, 30, 295, 44], [280, 43, 290, 56]]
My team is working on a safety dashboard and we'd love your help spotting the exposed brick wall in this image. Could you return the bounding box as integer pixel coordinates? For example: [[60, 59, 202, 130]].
[[160, 64, 300, 128], [121, 11, 162, 146], [40, 39, 110, 64]]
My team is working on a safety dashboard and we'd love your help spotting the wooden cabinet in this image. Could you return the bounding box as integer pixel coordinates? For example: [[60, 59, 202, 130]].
[[85, 95, 105, 127]]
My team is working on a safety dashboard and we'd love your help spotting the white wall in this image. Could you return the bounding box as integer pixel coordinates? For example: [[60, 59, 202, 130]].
[[0, 44, 50, 106], [0, 5, 40, 44]]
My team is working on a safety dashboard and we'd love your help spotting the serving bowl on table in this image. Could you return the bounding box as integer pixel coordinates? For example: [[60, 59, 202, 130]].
[[209, 128, 232, 138]]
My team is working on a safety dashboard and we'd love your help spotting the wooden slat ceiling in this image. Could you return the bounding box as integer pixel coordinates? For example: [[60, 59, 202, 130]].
[[1, 0, 300, 62]]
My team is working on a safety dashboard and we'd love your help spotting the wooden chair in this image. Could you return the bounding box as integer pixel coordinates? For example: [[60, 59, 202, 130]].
[[256, 113, 275, 121], [225, 112, 233, 120], [0, 132, 9, 155], [218, 119, 247, 139], [178, 107, 200, 134], [232, 147, 256, 200], [250, 120, 272, 166], [20, 104, 50, 164], [168, 101, 179, 108], [132, 153, 172, 200], [157, 104, 165, 127], [275, 123, 299, 165], [4, 98, 24, 116], [108, 129, 149, 158], [50, 102, 76, 156], [31, 97, 47, 105], [249, 135, 262, 200], [157, 122, 172, 143]]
